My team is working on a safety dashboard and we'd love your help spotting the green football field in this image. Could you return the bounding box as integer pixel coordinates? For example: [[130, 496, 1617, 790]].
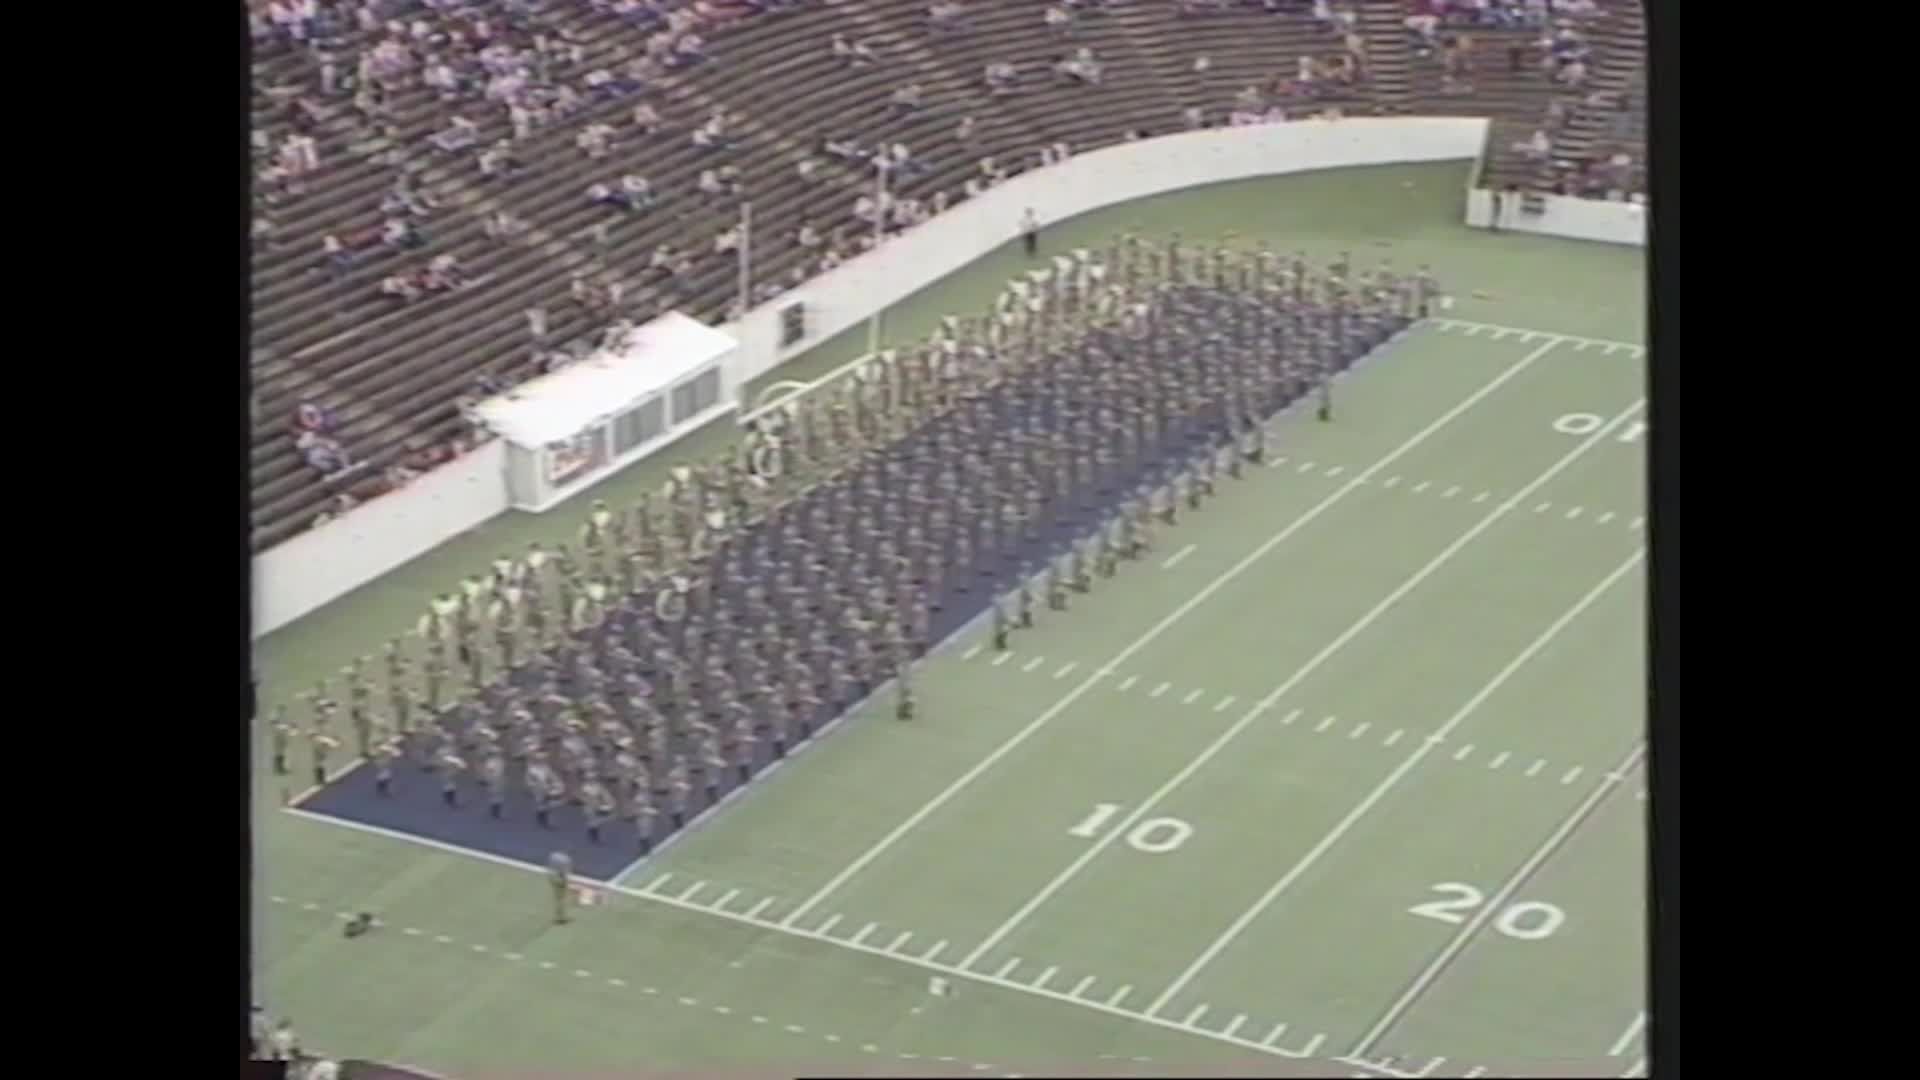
[[255, 161, 1649, 1079]]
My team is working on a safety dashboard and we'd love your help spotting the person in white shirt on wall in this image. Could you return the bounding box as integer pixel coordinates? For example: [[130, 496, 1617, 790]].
[[1021, 208, 1040, 257]]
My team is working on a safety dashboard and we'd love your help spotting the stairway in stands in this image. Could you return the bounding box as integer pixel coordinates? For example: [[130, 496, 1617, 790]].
[[1358, 0, 1416, 114], [1519, 0, 1645, 214]]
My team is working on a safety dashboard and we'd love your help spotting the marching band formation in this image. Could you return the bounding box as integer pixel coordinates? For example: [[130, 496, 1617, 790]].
[[274, 235, 1439, 852]]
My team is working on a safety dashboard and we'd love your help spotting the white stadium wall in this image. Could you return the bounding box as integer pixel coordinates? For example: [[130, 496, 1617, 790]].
[[258, 116, 1627, 637], [1463, 186, 1645, 246]]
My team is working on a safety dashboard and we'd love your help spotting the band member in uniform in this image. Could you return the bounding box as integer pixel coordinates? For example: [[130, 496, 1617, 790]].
[[438, 749, 467, 807], [373, 737, 400, 796], [481, 751, 507, 819], [309, 728, 340, 788], [271, 707, 294, 776]]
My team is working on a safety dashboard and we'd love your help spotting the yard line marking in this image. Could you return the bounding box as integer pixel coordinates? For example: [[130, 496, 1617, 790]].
[[851, 923, 878, 946], [645, 874, 673, 895], [1349, 739, 1649, 1056], [1147, 541, 1647, 1016], [1384, 475, 1402, 488], [1035, 965, 1058, 989], [1349, 721, 1372, 739], [1162, 543, 1197, 570], [1598, 511, 1616, 524], [1263, 1022, 1289, 1046], [1071, 975, 1096, 998], [1384, 729, 1404, 747], [1054, 662, 1077, 680], [1182, 689, 1205, 705], [1118, 675, 1139, 692], [1442, 485, 1460, 498], [1282, 708, 1301, 724], [678, 881, 707, 903], [1022, 657, 1045, 673], [1526, 758, 1547, 777], [1107, 984, 1132, 1008], [1488, 751, 1510, 769], [1473, 490, 1490, 503], [1452, 743, 1474, 762], [746, 897, 775, 919], [994, 957, 1022, 979], [992, 652, 1012, 666], [1566, 506, 1584, 519], [1184, 1005, 1210, 1027], [715, 888, 741, 911], [1412, 481, 1431, 493], [1315, 715, 1338, 733], [1151, 682, 1172, 698], [738, 343, 1580, 931], [1608, 1011, 1648, 1056], [962, 644, 982, 661], [1326, 465, 1346, 477], [1214, 695, 1237, 712], [922, 939, 948, 962], [816, 914, 843, 936], [1561, 765, 1585, 785], [887, 931, 914, 952], [1224, 1014, 1248, 1039]]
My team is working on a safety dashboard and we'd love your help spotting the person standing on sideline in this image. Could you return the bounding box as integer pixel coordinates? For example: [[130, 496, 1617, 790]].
[[1021, 208, 1040, 257], [1489, 188, 1503, 232], [549, 850, 574, 924]]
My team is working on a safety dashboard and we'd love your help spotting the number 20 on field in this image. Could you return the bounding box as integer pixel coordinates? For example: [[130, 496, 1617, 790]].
[[1409, 883, 1566, 941], [1068, 803, 1194, 854]]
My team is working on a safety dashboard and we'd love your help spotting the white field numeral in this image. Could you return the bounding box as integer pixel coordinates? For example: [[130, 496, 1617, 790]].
[[1408, 882, 1566, 941], [1067, 803, 1194, 854]]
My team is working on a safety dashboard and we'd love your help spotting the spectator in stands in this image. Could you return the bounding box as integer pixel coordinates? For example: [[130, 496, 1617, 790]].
[[1192, 54, 1211, 77], [824, 135, 866, 162], [1184, 104, 1206, 129], [1040, 140, 1072, 167], [385, 462, 421, 490], [632, 100, 664, 134], [796, 155, 824, 183], [955, 115, 978, 146], [431, 115, 480, 153], [578, 122, 616, 159], [693, 110, 736, 152], [697, 167, 728, 203], [890, 83, 925, 113], [797, 220, 823, 249], [649, 242, 679, 281], [984, 60, 1018, 94], [1044, 5, 1073, 38], [587, 180, 625, 210], [670, 32, 708, 66], [485, 208, 529, 243], [929, 1, 969, 35], [479, 139, 528, 181], [424, 253, 467, 292], [1517, 127, 1551, 161], [623, 172, 658, 209], [714, 224, 742, 257], [832, 34, 879, 67], [298, 429, 353, 475], [382, 217, 425, 251], [1055, 47, 1102, 85], [890, 140, 929, 179]]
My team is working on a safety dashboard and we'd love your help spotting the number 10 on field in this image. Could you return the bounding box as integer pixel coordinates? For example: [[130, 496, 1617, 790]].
[[1068, 803, 1195, 854]]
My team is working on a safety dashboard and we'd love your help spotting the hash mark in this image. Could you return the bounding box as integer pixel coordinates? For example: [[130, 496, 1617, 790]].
[[1598, 511, 1616, 524], [1118, 675, 1139, 692], [1534, 501, 1552, 513], [851, 922, 877, 946], [1413, 480, 1431, 493], [715, 888, 741, 910], [1298, 461, 1316, 473], [678, 881, 707, 903], [1561, 765, 1584, 785], [645, 873, 673, 894], [1282, 708, 1301, 724], [1263, 1022, 1289, 1046], [1385, 476, 1402, 488], [1214, 695, 1236, 713], [1108, 984, 1132, 1007], [1526, 759, 1547, 777], [888, 930, 914, 952], [1224, 1014, 1248, 1038], [1349, 721, 1371, 739], [1055, 662, 1077, 680], [1022, 656, 1045, 673], [1452, 743, 1474, 762], [1488, 751, 1511, 769], [1035, 965, 1058, 989], [923, 940, 949, 962], [1326, 465, 1346, 477], [962, 644, 982, 661], [746, 897, 775, 919], [1185, 1004, 1210, 1027], [992, 652, 1012, 667], [1151, 682, 1171, 698], [1566, 506, 1584, 519], [1630, 515, 1646, 530], [1442, 485, 1461, 498], [1182, 689, 1204, 705], [1473, 491, 1491, 503], [816, 914, 843, 936], [1384, 729, 1405, 746], [1071, 975, 1096, 998], [1314, 715, 1337, 733], [994, 957, 1023, 979]]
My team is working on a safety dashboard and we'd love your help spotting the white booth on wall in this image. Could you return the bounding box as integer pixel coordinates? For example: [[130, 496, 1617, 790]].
[[473, 311, 738, 512]]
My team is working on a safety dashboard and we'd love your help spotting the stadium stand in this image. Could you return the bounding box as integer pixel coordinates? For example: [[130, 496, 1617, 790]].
[[249, 0, 1645, 552]]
